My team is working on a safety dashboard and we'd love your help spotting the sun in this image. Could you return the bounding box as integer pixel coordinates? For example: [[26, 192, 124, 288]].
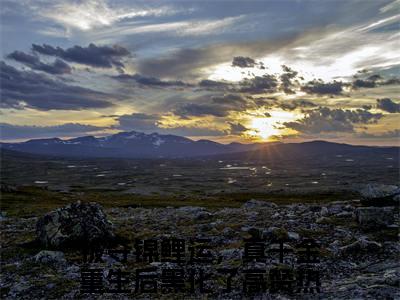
[[250, 117, 280, 140]]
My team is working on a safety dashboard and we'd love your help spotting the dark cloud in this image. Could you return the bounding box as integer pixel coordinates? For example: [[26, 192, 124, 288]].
[[137, 48, 216, 80], [7, 51, 71, 74], [0, 122, 106, 140], [114, 112, 225, 136], [211, 94, 249, 105], [279, 65, 299, 94], [357, 129, 400, 139], [115, 113, 159, 131], [198, 79, 233, 91], [231, 56, 256, 68], [175, 103, 230, 117], [239, 74, 278, 94], [352, 77, 379, 88], [136, 37, 298, 80], [160, 126, 226, 137], [0, 61, 115, 110], [228, 122, 248, 134], [377, 98, 400, 113], [352, 74, 400, 89], [112, 73, 191, 87], [284, 107, 383, 134], [280, 99, 316, 111], [174, 94, 252, 118], [32, 43, 130, 69], [301, 80, 345, 95]]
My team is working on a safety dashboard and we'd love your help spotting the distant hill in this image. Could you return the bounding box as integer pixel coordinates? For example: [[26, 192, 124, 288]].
[[0, 131, 263, 158], [1, 131, 398, 159]]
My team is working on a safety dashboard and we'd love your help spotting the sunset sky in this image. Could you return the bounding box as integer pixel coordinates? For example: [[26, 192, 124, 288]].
[[0, 0, 399, 145]]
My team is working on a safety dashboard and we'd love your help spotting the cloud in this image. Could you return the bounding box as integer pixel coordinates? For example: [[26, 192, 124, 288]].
[[7, 51, 71, 74], [157, 126, 226, 137], [136, 37, 298, 80], [284, 107, 383, 134], [232, 56, 256, 68], [352, 74, 400, 89], [352, 74, 382, 88], [115, 113, 160, 131], [39, 0, 179, 31], [0, 122, 106, 140], [376, 98, 400, 113], [174, 94, 253, 117], [198, 79, 232, 91], [279, 65, 299, 94], [32, 43, 130, 69], [280, 99, 316, 111], [174, 103, 230, 118], [113, 112, 226, 136], [357, 129, 400, 139], [0, 61, 115, 110], [301, 80, 345, 95], [112, 73, 191, 88], [228, 122, 249, 134], [239, 74, 278, 93]]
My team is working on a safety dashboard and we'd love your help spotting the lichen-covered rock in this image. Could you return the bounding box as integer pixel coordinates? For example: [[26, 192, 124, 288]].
[[356, 207, 395, 229], [34, 250, 66, 264], [360, 184, 400, 206], [36, 201, 114, 248]]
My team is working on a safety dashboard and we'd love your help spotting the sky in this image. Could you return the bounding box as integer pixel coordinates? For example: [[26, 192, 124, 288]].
[[0, 0, 399, 145]]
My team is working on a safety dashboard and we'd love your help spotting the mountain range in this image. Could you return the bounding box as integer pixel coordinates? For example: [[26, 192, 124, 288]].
[[0, 131, 398, 159]]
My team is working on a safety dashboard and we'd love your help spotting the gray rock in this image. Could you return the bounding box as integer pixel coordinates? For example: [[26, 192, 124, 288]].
[[340, 237, 382, 256], [177, 206, 212, 219], [355, 207, 395, 229], [329, 204, 344, 214], [360, 184, 400, 206], [320, 206, 329, 216], [242, 199, 278, 209], [219, 248, 242, 260], [262, 227, 289, 241], [383, 269, 400, 287], [335, 211, 353, 218], [34, 250, 66, 264], [36, 201, 114, 248], [288, 231, 300, 241]]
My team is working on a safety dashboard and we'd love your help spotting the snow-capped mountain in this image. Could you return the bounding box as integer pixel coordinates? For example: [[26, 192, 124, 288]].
[[0, 131, 263, 158]]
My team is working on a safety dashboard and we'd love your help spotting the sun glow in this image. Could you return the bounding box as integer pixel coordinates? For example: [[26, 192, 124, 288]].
[[247, 110, 301, 140], [250, 118, 280, 139]]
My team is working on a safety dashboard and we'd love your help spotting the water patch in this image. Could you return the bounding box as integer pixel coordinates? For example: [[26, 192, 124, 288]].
[[227, 178, 237, 184], [220, 166, 251, 170]]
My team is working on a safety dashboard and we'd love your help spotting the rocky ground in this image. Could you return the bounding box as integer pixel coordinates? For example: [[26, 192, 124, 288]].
[[0, 185, 399, 299]]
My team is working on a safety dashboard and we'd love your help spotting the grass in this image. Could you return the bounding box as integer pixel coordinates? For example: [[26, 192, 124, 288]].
[[0, 186, 357, 218]]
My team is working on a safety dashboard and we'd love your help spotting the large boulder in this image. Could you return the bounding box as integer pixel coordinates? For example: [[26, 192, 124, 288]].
[[36, 201, 114, 248], [356, 207, 395, 229], [360, 184, 400, 206], [340, 237, 382, 256]]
